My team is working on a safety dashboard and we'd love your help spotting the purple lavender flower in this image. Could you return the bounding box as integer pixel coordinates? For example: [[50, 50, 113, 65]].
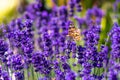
[[6, 19, 34, 67], [0, 39, 9, 64], [59, 6, 68, 21], [14, 71, 24, 80], [74, 0, 82, 12], [83, 25, 101, 47], [55, 69, 65, 80], [107, 23, 120, 80], [81, 62, 92, 80], [2, 71, 10, 80], [97, 45, 108, 68], [0, 65, 11, 80], [42, 32, 53, 56], [32, 52, 52, 75], [65, 40, 77, 57], [24, 1, 42, 20], [65, 70, 76, 80], [86, 6, 104, 25], [108, 60, 120, 80], [51, 7, 58, 17], [110, 23, 120, 59], [0, 39, 8, 57], [71, 41, 77, 58], [11, 54, 24, 71], [77, 46, 85, 64], [53, 60, 60, 69], [68, 0, 75, 17]]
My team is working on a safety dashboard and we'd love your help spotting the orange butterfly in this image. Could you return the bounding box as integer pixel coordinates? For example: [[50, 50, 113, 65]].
[[68, 23, 81, 41]]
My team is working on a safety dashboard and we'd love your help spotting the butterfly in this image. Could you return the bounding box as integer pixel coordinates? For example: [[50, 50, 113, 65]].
[[68, 22, 81, 41]]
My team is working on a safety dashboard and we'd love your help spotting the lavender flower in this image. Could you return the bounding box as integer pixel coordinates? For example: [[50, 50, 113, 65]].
[[83, 25, 101, 47], [86, 6, 104, 25], [107, 23, 120, 80], [55, 69, 65, 80], [108, 60, 120, 80], [68, 0, 75, 17], [77, 46, 85, 64], [75, 0, 82, 12], [110, 23, 120, 59], [14, 71, 24, 80], [97, 45, 108, 68], [0, 39, 8, 57], [2, 71, 10, 80], [32, 52, 52, 75], [65, 70, 76, 80], [0, 39, 9, 65], [11, 54, 24, 71], [25, 1, 42, 20], [59, 6, 68, 21], [42, 32, 53, 57]]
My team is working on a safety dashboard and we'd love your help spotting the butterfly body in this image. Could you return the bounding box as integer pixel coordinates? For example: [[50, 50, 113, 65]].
[[68, 23, 81, 41]]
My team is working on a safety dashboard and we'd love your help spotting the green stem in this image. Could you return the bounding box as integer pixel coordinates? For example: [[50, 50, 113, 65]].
[[36, 72, 39, 79], [105, 36, 110, 46], [93, 68, 95, 75], [98, 68, 100, 76], [28, 67, 31, 80], [27, 69, 29, 80], [31, 65, 34, 80]]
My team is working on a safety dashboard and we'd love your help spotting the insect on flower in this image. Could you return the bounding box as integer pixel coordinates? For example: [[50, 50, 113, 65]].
[[68, 22, 81, 41]]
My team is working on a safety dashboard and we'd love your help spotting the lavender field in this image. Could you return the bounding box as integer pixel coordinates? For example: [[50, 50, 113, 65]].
[[0, 0, 119, 80]]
